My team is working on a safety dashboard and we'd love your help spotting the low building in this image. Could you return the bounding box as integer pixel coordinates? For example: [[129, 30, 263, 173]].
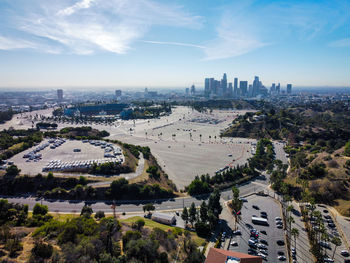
[[151, 212, 176, 225], [205, 248, 262, 263]]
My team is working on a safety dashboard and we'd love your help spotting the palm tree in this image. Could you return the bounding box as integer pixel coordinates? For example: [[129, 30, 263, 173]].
[[231, 186, 243, 230], [291, 228, 299, 249], [331, 236, 341, 259]]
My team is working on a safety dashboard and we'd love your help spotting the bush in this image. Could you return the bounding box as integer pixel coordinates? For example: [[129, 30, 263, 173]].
[[33, 203, 48, 216], [344, 140, 350, 157], [5, 238, 23, 257], [5, 165, 21, 176], [132, 219, 145, 231], [94, 211, 105, 220], [80, 205, 93, 217], [31, 241, 53, 259], [195, 222, 211, 238]]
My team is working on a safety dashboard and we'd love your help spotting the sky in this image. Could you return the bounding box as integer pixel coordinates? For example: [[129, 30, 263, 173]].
[[0, 0, 350, 90]]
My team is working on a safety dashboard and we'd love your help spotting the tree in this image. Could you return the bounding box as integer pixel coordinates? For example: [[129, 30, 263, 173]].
[[291, 228, 299, 249], [189, 203, 197, 227], [143, 203, 155, 214], [331, 236, 341, 259], [231, 186, 243, 230], [132, 219, 145, 231], [80, 205, 93, 217], [182, 207, 189, 226], [199, 202, 208, 223], [33, 203, 48, 216], [5, 165, 20, 176], [94, 211, 105, 220], [344, 140, 350, 157], [208, 189, 222, 218]]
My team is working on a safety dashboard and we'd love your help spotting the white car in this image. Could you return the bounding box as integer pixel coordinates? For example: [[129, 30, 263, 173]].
[[230, 241, 238, 246], [257, 253, 267, 260], [341, 250, 349, 256]]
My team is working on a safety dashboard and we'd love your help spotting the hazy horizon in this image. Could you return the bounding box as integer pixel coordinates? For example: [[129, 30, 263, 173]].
[[1, 0, 350, 88]]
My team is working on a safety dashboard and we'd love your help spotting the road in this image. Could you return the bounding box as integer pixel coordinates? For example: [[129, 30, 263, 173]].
[[1, 179, 267, 214]]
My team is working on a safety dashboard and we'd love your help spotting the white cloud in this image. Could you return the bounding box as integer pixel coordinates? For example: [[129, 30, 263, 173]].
[[329, 38, 350, 47], [57, 0, 95, 16], [201, 10, 269, 60], [3, 0, 202, 55], [143, 40, 204, 49], [0, 36, 36, 50]]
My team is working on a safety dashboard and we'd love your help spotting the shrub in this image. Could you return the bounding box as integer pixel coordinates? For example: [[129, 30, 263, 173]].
[[80, 205, 93, 217], [33, 203, 48, 216], [94, 211, 105, 220], [5, 238, 23, 257], [31, 241, 53, 259]]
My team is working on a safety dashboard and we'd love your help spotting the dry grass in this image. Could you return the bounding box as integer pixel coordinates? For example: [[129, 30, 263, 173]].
[[333, 199, 350, 217], [8, 142, 24, 151]]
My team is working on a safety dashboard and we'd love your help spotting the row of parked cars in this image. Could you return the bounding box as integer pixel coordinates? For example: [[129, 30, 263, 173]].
[[86, 140, 123, 158], [22, 142, 51, 162], [42, 157, 123, 172]]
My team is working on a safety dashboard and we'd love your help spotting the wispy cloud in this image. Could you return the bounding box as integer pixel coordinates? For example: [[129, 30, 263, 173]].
[[0, 36, 36, 50], [1, 0, 202, 55], [329, 38, 350, 47], [143, 40, 204, 49], [57, 0, 95, 16]]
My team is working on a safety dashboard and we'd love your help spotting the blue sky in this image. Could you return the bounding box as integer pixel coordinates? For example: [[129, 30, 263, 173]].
[[0, 0, 350, 89]]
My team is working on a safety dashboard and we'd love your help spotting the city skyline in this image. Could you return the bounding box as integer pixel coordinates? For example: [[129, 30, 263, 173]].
[[1, 0, 350, 88]]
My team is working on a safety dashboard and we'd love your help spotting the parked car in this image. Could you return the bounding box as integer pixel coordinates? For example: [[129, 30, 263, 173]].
[[233, 230, 241, 235], [278, 255, 286, 261], [341, 250, 349, 256]]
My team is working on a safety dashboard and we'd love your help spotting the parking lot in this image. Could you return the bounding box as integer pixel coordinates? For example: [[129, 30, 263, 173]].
[[8, 139, 123, 175], [225, 194, 287, 262], [315, 205, 349, 263]]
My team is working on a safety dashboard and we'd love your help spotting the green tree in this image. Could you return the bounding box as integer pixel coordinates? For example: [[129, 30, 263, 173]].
[[291, 228, 299, 249], [143, 203, 155, 214], [94, 211, 105, 220], [231, 186, 243, 230], [33, 203, 48, 216], [199, 202, 208, 223], [208, 189, 222, 218], [181, 207, 189, 226], [189, 203, 197, 227], [331, 236, 341, 259], [344, 140, 350, 156], [80, 205, 93, 217], [5, 165, 20, 176]]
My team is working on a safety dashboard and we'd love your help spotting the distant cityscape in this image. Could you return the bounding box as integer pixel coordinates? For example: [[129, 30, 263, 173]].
[[203, 74, 292, 99]]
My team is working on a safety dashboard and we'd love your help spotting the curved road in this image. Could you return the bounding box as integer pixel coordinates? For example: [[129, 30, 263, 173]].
[[1, 179, 268, 214]]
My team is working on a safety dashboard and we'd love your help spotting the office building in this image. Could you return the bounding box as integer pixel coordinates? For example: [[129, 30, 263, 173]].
[[234, 78, 238, 97], [228, 82, 233, 97], [57, 89, 63, 101], [252, 76, 260, 97], [270, 83, 276, 94], [276, 83, 281, 94], [221, 73, 227, 96], [287, 84, 292, 94], [190, 84, 196, 95], [204, 78, 210, 98], [115, 90, 122, 97], [205, 248, 262, 263], [240, 81, 248, 96], [185, 87, 190, 96]]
